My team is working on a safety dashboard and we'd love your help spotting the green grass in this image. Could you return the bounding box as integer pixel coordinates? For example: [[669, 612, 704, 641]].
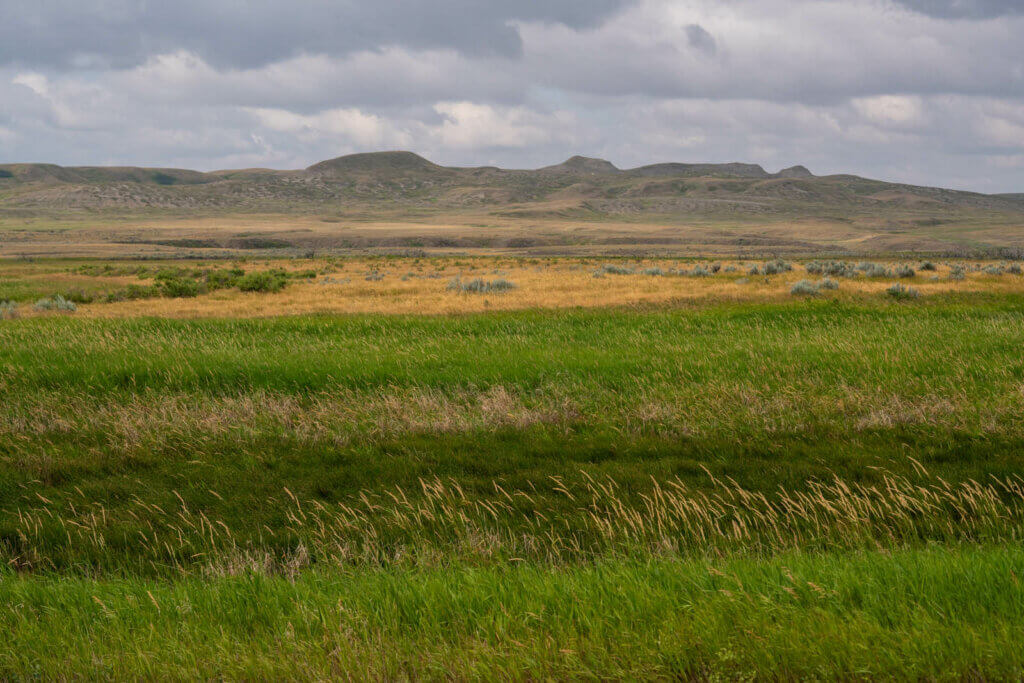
[[3, 296, 1024, 676], [2, 546, 1023, 679], [2, 298, 1024, 572]]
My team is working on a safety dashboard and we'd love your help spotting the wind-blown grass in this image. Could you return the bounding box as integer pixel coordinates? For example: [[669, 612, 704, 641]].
[[2, 546, 1023, 679], [2, 293, 1024, 676]]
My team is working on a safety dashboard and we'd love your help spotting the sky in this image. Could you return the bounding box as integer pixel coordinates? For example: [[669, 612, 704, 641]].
[[1, 0, 1022, 193]]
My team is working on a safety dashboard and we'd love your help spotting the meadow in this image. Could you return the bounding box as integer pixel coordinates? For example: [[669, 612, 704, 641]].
[[2, 254, 1024, 678]]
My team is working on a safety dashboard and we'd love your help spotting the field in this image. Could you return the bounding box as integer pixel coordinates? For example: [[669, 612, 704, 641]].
[[3, 252, 1024, 678]]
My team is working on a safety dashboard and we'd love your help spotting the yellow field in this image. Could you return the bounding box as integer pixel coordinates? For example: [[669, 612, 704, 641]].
[[4, 257, 1022, 319]]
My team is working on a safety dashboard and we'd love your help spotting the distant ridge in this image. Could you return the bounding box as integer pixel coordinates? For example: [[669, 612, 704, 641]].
[[776, 165, 814, 179], [2, 151, 1019, 218], [0, 151, 819, 182], [540, 156, 621, 175], [633, 162, 769, 179], [307, 151, 442, 175]]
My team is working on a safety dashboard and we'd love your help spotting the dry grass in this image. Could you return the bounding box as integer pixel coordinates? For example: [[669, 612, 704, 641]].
[[8, 464, 1024, 575], [60, 258, 1024, 318], [2, 383, 1019, 456]]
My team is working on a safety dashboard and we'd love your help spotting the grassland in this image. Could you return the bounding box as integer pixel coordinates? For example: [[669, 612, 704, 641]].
[[5, 548, 1024, 679], [3, 255, 1023, 318], [2, 254, 1024, 678]]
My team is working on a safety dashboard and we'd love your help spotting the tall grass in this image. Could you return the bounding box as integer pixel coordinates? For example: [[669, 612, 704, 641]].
[[2, 292, 1024, 676], [2, 546, 1023, 679], [6, 465, 1024, 575]]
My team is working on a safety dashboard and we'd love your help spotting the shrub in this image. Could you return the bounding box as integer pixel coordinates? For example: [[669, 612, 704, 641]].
[[1008, 264, 1023, 275], [949, 265, 966, 280], [160, 277, 202, 298], [641, 267, 664, 276], [0, 300, 18, 319], [763, 259, 792, 275], [60, 289, 95, 304], [820, 277, 840, 290], [804, 261, 823, 275], [365, 272, 385, 282], [983, 265, 1004, 275], [602, 264, 635, 275], [723, 265, 737, 273], [689, 265, 711, 277], [896, 265, 916, 278], [748, 265, 762, 276], [447, 277, 517, 294], [863, 263, 892, 278], [105, 284, 161, 303], [823, 261, 857, 277], [237, 270, 288, 293], [886, 283, 920, 300], [205, 269, 241, 290], [34, 295, 77, 312], [790, 280, 820, 296], [919, 261, 937, 271]]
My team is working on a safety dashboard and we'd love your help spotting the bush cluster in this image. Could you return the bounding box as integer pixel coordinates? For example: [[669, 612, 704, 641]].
[[790, 278, 840, 296], [33, 295, 77, 312], [0, 299, 18, 319], [237, 270, 289, 293], [447, 277, 517, 294], [886, 283, 920, 300]]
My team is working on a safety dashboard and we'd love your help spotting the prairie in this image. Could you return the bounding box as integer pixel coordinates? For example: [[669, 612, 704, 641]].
[[3, 249, 1024, 677], [3, 255, 1023, 318]]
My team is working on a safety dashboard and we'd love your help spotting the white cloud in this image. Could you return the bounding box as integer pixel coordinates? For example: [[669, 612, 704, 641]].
[[852, 96, 926, 127], [248, 107, 416, 149], [433, 102, 574, 149]]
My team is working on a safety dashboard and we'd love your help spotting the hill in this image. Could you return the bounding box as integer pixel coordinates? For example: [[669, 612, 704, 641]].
[[1, 151, 1022, 258], [540, 156, 621, 175], [0, 151, 1018, 215], [306, 151, 444, 176]]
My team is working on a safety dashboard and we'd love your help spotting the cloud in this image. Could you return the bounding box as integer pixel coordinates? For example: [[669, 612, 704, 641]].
[[517, 0, 1024, 103], [0, 0, 633, 69], [893, 0, 1023, 18], [1, 0, 1024, 192], [433, 102, 577, 149], [684, 24, 717, 56]]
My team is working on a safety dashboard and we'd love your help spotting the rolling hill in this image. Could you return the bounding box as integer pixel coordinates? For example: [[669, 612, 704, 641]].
[[1, 150, 1021, 214], [1, 151, 1022, 257]]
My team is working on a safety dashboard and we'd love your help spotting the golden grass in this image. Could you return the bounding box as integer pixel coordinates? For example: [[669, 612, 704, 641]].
[[9, 463, 1024, 574], [67, 259, 1024, 318], [4, 255, 1023, 319]]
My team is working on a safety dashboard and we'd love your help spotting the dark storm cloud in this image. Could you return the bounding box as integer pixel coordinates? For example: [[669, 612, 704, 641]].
[[0, 0, 632, 69], [893, 0, 1023, 18], [684, 24, 717, 55]]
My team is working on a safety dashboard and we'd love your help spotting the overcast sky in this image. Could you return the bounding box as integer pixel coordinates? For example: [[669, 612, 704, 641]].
[[1, 0, 1022, 192]]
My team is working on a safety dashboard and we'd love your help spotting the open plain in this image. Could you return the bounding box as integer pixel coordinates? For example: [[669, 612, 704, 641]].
[[2, 153, 1024, 678]]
